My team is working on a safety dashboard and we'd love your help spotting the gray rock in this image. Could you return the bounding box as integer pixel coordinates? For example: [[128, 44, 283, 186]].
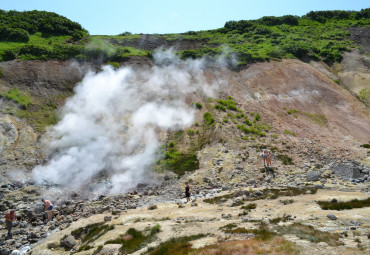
[[148, 205, 157, 210], [61, 235, 76, 248], [221, 214, 232, 219], [104, 216, 112, 221], [327, 214, 337, 220], [307, 171, 321, 181], [349, 221, 362, 226], [19, 222, 27, 228], [333, 163, 362, 179], [47, 242, 58, 249]]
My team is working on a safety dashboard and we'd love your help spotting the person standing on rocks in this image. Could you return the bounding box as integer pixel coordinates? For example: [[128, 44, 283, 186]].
[[42, 199, 53, 222], [262, 149, 268, 166], [267, 150, 272, 167], [185, 182, 192, 203], [4, 210, 17, 238]]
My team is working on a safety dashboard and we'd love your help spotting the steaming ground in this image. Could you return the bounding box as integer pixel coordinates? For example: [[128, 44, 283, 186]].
[[32, 51, 220, 194]]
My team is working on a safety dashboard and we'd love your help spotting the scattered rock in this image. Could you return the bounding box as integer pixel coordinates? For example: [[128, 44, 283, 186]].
[[327, 214, 337, 220], [104, 216, 112, 222], [60, 235, 76, 249], [148, 205, 158, 210], [307, 171, 321, 181]]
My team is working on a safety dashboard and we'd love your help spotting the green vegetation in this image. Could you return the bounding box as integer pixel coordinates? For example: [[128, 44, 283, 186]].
[[360, 143, 370, 149], [280, 199, 295, 205], [239, 203, 257, 216], [1, 9, 369, 65], [203, 193, 234, 204], [359, 88, 370, 100], [275, 223, 343, 246], [0, 87, 31, 107], [287, 109, 300, 115], [203, 112, 215, 127], [241, 203, 257, 210], [15, 102, 59, 132], [194, 102, 202, 109], [71, 222, 115, 252], [0, 10, 87, 42], [146, 234, 206, 255], [204, 187, 317, 204], [304, 112, 328, 127], [269, 215, 291, 224], [105, 225, 160, 254], [276, 154, 294, 165], [0, 68, 3, 77], [237, 124, 266, 137], [224, 226, 275, 241], [216, 96, 241, 112], [186, 129, 195, 136], [283, 130, 296, 136], [163, 148, 199, 176], [317, 197, 370, 210]]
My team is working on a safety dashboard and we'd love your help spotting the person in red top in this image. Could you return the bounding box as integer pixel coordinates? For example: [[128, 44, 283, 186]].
[[4, 210, 17, 238], [42, 199, 54, 222]]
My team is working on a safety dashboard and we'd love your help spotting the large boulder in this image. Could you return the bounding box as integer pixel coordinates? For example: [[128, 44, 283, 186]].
[[307, 170, 321, 181], [60, 235, 76, 249], [333, 163, 362, 180]]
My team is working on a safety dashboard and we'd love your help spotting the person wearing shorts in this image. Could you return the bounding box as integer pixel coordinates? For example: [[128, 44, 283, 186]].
[[262, 149, 268, 166], [42, 199, 54, 222]]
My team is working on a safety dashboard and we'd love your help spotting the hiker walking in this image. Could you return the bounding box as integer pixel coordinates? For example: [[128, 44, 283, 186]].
[[185, 182, 192, 203], [4, 210, 17, 238], [262, 149, 268, 166], [42, 199, 54, 222]]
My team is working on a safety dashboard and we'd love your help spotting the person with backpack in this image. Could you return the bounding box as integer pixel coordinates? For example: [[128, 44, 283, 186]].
[[4, 210, 17, 238]]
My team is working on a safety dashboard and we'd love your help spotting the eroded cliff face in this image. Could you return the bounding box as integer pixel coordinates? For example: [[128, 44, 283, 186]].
[[0, 55, 369, 178]]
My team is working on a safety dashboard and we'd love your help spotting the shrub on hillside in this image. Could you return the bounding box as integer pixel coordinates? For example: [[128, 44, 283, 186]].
[[1, 49, 17, 61], [0, 9, 87, 41]]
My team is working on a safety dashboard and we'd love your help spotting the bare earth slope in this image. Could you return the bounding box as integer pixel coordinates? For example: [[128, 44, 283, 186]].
[[0, 55, 369, 254]]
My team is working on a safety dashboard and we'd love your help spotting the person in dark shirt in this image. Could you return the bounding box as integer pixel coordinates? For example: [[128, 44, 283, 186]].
[[185, 182, 192, 203]]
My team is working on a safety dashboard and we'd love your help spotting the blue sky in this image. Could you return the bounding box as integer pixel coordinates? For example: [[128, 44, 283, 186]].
[[2, 0, 369, 35]]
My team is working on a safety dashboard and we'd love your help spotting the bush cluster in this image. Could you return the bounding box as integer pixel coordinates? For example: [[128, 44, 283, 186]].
[[0, 9, 87, 42]]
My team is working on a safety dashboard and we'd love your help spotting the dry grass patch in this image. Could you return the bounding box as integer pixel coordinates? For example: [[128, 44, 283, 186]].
[[189, 237, 299, 255], [275, 223, 343, 246]]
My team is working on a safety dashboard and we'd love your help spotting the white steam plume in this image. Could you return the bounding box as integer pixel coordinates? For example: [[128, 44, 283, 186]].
[[32, 50, 219, 194]]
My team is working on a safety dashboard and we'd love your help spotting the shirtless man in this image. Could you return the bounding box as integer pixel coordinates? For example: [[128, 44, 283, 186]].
[[42, 199, 53, 222]]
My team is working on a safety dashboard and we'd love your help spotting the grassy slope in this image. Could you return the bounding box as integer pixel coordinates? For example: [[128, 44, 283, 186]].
[[0, 10, 369, 65]]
